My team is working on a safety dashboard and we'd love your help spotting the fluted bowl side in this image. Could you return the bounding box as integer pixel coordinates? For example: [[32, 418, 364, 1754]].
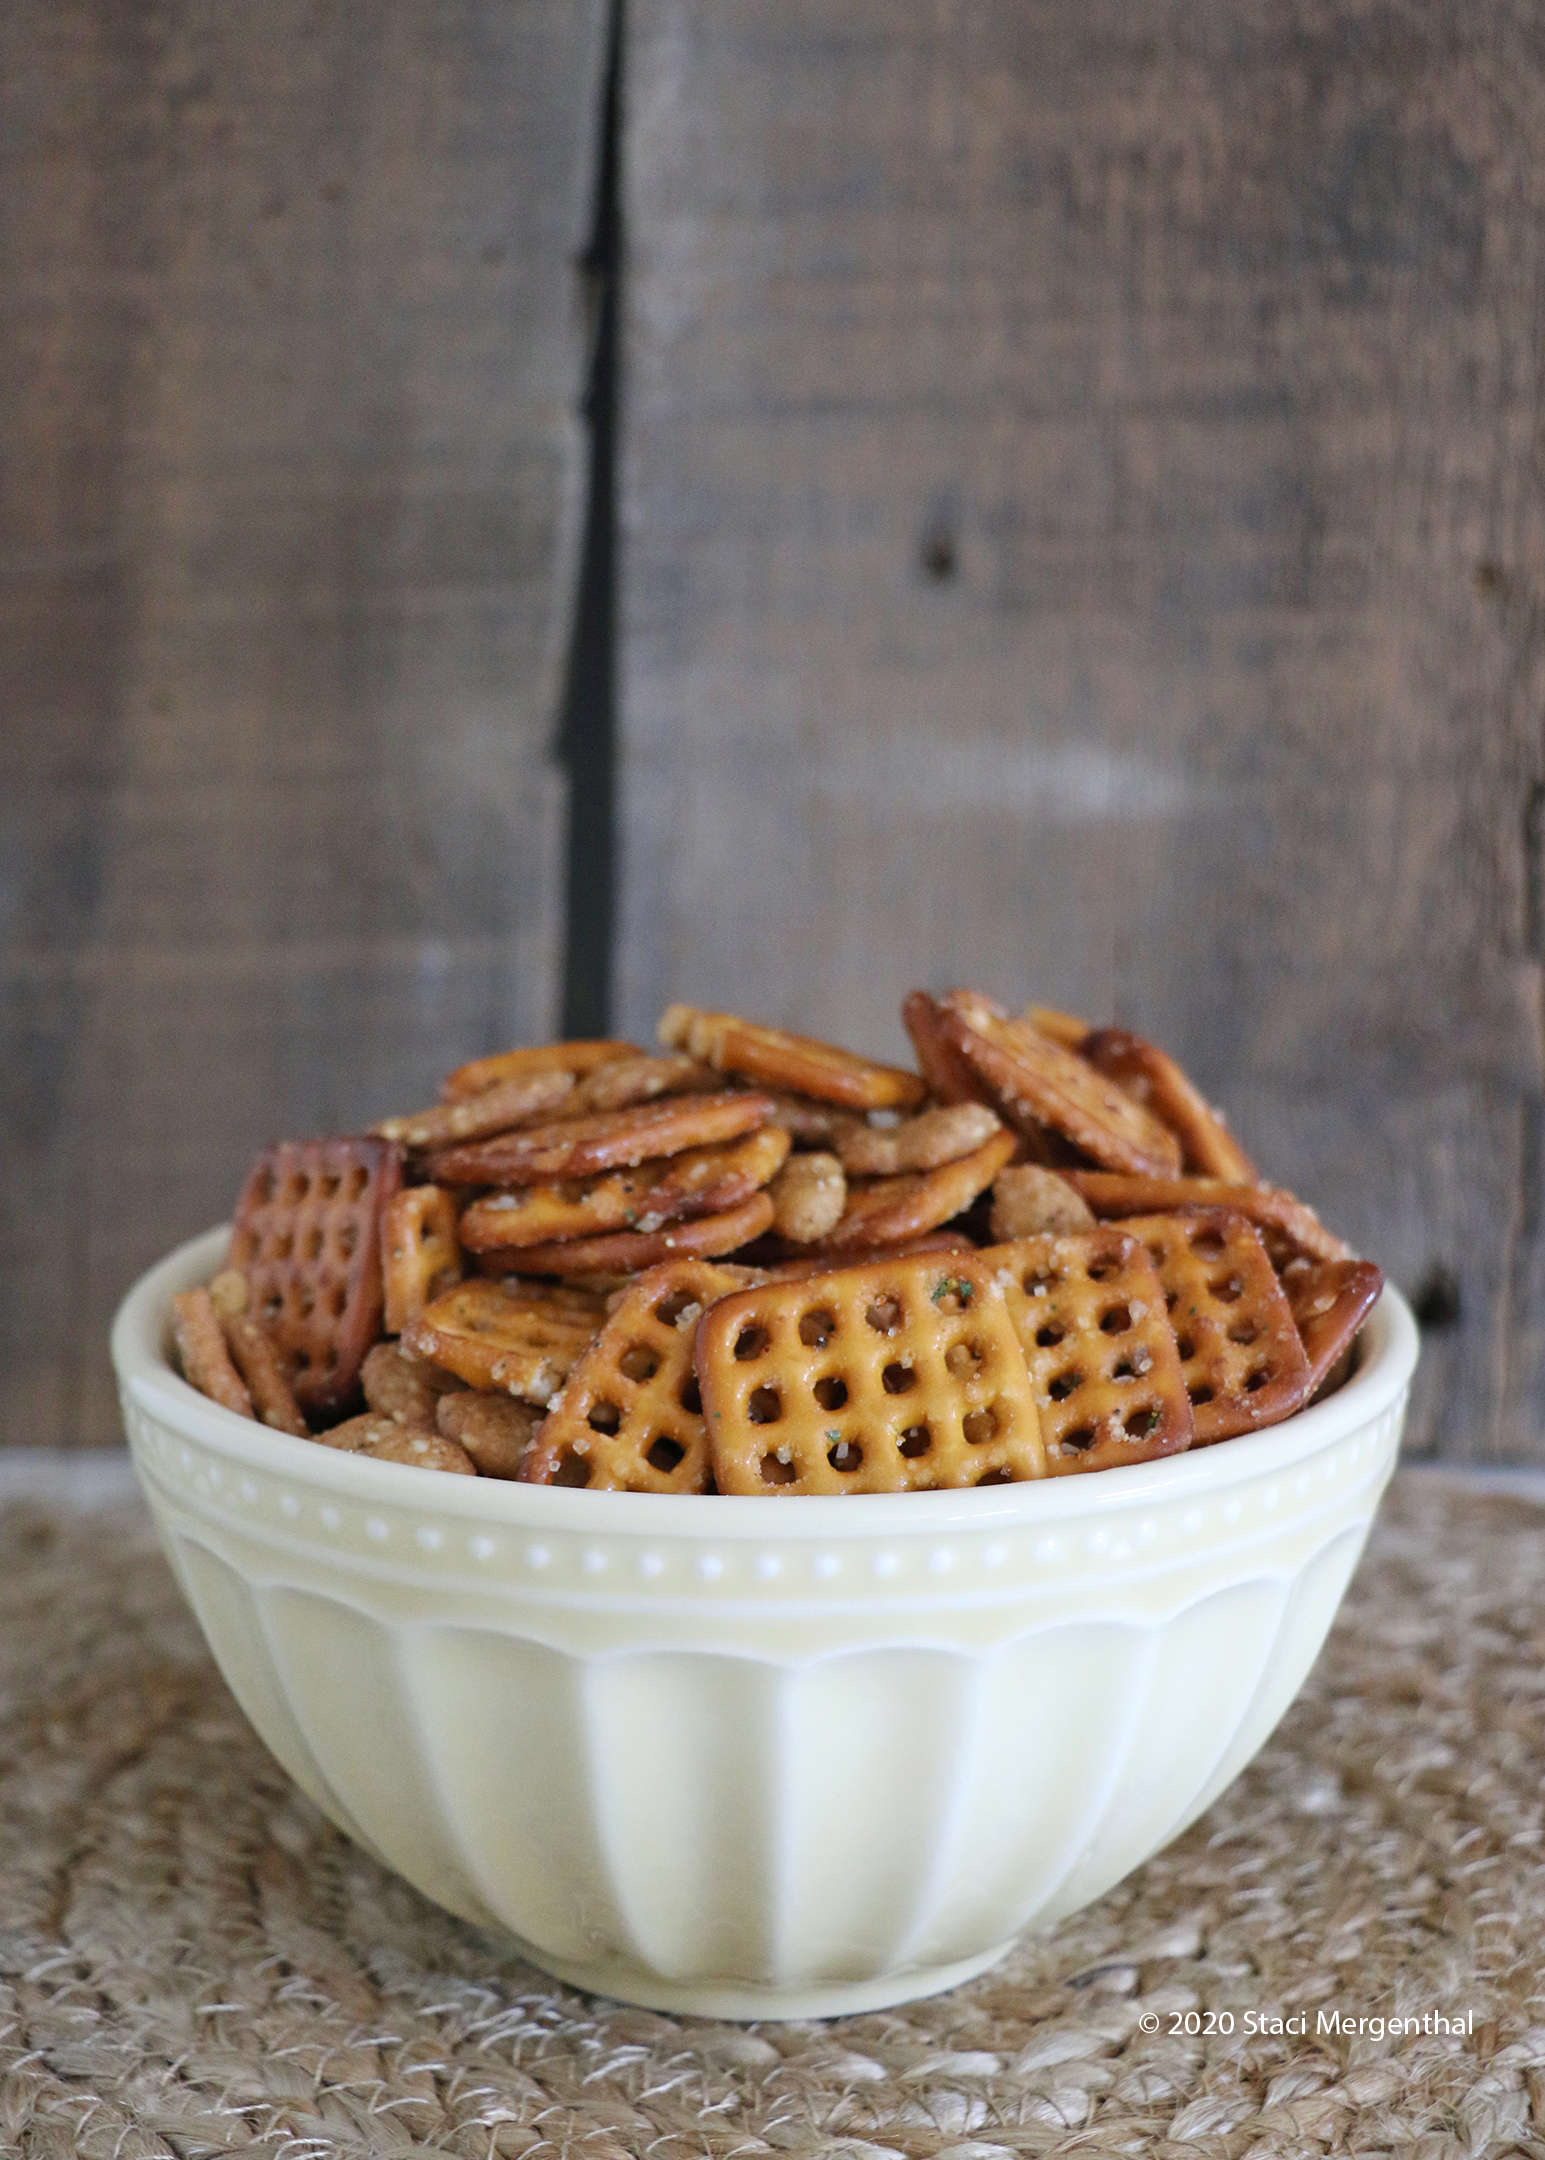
[[113, 1228, 1417, 2018]]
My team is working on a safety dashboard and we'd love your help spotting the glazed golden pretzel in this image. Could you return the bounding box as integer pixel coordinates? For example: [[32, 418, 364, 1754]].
[[1117, 1210, 1312, 1443], [381, 1185, 462, 1334], [695, 1250, 1047, 1495], [440, 1039, 638, 1103], [1080, 1027, 1257, 1183], [981, 1229, 1194, 1473], [428, 1090, 774, 1187], [1065, 1172, 1352, 1266], [811, 1129, 1017, 1252], [458, 1125, 790, 1252], [522, 1260, 758, 1492], [937, 990, 1183, 1176], [372, 1068, 575, 1152], [404, 1279, 608, 1401], [477, 1190, 777, 1279], [659, 1004, 927, 1111]]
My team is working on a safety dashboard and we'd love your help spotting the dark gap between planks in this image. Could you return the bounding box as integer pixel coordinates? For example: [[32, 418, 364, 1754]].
[[556, 0, 623, 1037]]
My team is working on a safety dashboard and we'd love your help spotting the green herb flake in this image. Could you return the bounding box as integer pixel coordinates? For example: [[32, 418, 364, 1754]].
[[931, 1276, 973, 1306], [825, 1429, 842, 1442]]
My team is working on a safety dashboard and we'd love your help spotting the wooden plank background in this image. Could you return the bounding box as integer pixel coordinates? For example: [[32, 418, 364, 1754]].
[[2, 1, 609, 1445], [618, 0, 1545, 1459], [5, 1, 1542, 1456]]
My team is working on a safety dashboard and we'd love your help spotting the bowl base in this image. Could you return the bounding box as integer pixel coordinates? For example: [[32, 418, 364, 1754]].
[[520, 1935, 1019, 2021]]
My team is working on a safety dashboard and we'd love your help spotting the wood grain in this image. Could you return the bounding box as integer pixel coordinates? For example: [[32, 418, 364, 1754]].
[[0, 1, 609, 1444], [618, 0, 1545, 1458]]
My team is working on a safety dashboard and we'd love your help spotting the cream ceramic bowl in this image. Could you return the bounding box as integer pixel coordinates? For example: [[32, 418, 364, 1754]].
[[113, 1227, 1417, 2019]]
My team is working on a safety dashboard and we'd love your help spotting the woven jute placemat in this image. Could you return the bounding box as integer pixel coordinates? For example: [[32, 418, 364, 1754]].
[[0, 1470, 1540, 2158]]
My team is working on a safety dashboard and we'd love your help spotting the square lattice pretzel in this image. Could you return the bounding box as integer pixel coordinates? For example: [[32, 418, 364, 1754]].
[[981, 1230, 1195, 1474], [695, 1250, 1047, 1495], [229, 1136, 402, 1417], [1118, 1210, 1311, 1443], [521, 1260, 757, 1491]]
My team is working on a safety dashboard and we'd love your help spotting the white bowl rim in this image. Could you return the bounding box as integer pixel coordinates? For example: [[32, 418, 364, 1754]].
[[114, 1225, 1418, 1544]]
